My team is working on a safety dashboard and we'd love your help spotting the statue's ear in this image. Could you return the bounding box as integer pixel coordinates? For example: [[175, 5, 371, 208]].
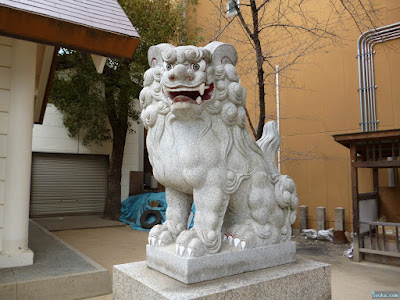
[[204, 42, 238, 66], [148, 44, 174, 67]]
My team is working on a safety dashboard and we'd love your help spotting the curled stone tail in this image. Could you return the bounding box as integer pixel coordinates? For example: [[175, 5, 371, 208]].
[[256, 121, 280, 183]]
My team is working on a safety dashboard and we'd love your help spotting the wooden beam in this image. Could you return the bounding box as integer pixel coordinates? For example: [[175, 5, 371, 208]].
[[34, 45, 55, 123], [359, 248, 400, 258], [359, 221, 400, 227], [353, 160, 400, 168], [333, 129, 400, 144], [91, 54, 107, 74], [37, 47, 58, 124], [358, 191, 378, 201], [0, 6, 140, 58]]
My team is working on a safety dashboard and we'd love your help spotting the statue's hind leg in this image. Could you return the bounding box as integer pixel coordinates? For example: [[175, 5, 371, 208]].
[[148, 187, 192, 247], [224, 171, 281, 249]]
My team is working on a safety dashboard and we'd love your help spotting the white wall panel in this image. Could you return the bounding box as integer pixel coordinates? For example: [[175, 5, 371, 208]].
[[0, 135, 6, 157], [0, 205, 3, 227], [0, 36, 13, 46], [0, 89, 10, 112], [0, 158, 5, 180], [0, 181, 4, 204], [0, 45, 12, 68], [0, 113, 8, 134], [0, 67, 11, 90]]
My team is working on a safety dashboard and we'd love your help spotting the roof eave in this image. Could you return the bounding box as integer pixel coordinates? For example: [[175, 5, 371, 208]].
[[0, 5, 140, 58]]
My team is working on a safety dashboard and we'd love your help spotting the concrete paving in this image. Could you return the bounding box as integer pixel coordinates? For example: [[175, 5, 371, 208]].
[[54, 226, 400, 300], [0, 220, 111, 299]]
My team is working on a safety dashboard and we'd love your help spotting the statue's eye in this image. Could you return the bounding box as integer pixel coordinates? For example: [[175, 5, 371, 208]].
[[192, 63, 200, 71], [164, 62, 173, 71], [191, 60, 206, 72]]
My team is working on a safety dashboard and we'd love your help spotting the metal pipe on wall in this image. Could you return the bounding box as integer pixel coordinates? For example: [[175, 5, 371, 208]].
[[275, 65, 280, 173], [365, 27, 400, 131], [357, 22, 400, 132]]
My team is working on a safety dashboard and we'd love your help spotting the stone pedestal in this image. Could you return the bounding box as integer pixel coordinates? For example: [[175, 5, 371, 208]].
[[146, 242, 296, 284], [113, 258, 331, 300]]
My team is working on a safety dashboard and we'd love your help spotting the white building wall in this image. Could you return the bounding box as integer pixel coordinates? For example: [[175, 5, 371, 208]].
[[0, 36, 13, 252], [32, 103, 143, 202]]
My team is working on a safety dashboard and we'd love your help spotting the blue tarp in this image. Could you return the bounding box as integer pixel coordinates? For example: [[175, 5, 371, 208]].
[[120, 192, 167, 231], [120, 192, 195, 231]]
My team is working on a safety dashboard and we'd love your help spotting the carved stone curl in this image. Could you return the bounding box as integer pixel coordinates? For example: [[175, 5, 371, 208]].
[[140, 42, 298, 257]]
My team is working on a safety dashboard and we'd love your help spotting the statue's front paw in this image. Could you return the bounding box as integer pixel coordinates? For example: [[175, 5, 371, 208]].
[[175, 230, 208, 257], [148, 222, 184, 247]]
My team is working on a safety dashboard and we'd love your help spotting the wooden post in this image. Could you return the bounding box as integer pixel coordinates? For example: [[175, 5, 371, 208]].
[[350, 144, 361, 262], [373, 168, 379, 217]]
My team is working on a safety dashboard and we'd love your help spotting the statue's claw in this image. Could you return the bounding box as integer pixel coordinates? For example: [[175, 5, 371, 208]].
[[223, 233, 247, 249], [148, 236, 156, 246], [240, 240, 246, 249], [176, 245, 185, 256]]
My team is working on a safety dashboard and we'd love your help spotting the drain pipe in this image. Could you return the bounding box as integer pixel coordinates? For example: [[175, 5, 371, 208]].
[[357, 22, 400, 132]]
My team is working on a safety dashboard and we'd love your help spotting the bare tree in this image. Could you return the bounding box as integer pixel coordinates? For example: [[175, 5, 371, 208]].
[[202, 0, 378, 139]]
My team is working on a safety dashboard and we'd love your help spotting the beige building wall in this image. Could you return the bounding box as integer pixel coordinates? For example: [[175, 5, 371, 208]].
[[0, 35, 12, 252], [193, 0, 400, 230], [278, 4, 400, 230]]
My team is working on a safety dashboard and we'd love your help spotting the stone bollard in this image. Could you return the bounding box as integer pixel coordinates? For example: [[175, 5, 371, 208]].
[[334, 207, 345, 231], [316, 207, 326, 231], [299, 205, 308, 232], [334, 207, 346, 244]]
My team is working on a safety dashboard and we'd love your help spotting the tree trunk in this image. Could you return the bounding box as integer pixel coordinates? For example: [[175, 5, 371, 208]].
[[104, 125, 127, 220], [250, 0, 265, 141]]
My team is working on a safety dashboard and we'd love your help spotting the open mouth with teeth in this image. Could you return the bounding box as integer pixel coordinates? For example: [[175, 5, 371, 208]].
[[164, 83, 214, 105]]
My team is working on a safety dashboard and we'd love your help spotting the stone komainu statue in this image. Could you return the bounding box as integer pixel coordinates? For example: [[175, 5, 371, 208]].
[[140, 42, 298, 257]]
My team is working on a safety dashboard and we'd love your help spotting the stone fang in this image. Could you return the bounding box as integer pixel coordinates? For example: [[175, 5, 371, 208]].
[[199, 83, 205, 95], [196, 96, 202, 104]]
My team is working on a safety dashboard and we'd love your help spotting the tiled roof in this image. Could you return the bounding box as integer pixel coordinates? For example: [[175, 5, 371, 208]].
[[0, 0, 139, 38]]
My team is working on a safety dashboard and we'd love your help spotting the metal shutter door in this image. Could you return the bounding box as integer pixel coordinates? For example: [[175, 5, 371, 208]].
[[30, 153, 108, 217]]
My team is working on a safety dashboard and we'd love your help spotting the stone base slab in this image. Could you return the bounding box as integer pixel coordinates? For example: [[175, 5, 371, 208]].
[[113, 258, 331, 300], [146, 242, 296, 284]]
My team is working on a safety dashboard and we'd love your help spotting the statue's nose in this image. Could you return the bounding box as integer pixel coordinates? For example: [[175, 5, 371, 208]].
[[169, 65, 194, 81]]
